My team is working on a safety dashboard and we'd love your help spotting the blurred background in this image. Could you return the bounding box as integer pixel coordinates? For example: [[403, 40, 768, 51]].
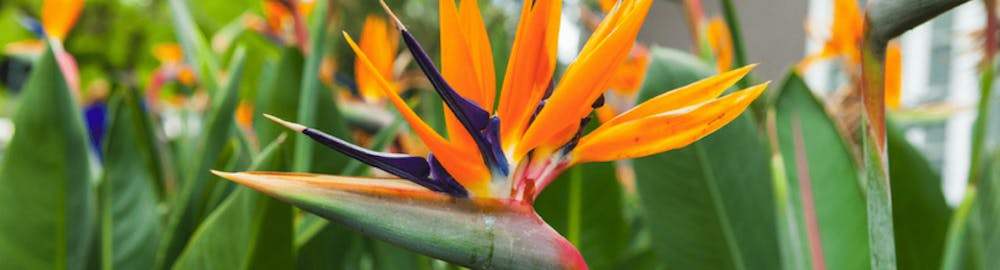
[[0, 0, 994, 269], [1, 0, 989, 203]]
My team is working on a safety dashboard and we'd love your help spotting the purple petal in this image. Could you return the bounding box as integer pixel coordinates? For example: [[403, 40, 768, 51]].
[[399, 29, 506, 175], [302, 128, 430, 181], [427, 154, 470, 197], [484, 117, 509, 175], [399, 30, 490, 131]]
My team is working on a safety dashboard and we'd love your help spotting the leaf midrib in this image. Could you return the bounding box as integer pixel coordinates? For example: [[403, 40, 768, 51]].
[[695, 143, 747, 270]]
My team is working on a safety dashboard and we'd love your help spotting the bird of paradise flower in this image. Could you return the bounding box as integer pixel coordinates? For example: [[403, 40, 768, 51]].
[[4, 0, 85, 98], [214, 0, 767, 268], [799, 0, 902, 109]]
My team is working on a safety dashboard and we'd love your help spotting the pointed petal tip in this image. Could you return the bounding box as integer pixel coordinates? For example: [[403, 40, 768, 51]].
[[263, 113, 305, 132], [378, 0, 406, 31]]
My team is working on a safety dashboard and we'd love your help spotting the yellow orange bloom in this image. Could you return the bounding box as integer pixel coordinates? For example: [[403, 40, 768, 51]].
[[4, 0, 85, 98], [355, 15, 402, 103], [337, 0, 765, 199], [800, 0, 903, 108], [705, 16, 734, 72], [245, 0, 313, 50], [42, 0, 86, 40], [146, 43, 198, 109]]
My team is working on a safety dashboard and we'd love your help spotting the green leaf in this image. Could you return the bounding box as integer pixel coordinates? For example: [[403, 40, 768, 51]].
[[255, 47, 305, 148], [941, 188, 981, 270], [295, 224, 356, 270], [100, 89, 163, 269], [0, 45, 96, 269], [974, 151, 1000, 269], [886, 121, 951, 270], [632, 46, 780, 270], [157, 47, 248, 269], [292, 0, 336, 172], [168, 0, 222, 92], [171, 135, 293, 270], [773, 72, 869, 269], [536, 162, 627, 270]]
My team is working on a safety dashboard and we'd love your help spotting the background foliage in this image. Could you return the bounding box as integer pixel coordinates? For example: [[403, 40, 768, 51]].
[[0, 0, 996, 269]]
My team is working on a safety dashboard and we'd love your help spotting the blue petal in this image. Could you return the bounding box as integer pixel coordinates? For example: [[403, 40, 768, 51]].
[[427, 154, 469, 197], [302, 127, 431, 181], [17, 15, 46, 39], [84, 101, 107, 158]]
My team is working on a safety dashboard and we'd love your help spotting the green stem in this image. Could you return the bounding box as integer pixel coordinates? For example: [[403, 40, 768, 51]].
[[719, 0, 749, 83], [940, 187, 978, 269], [969, 3, 997, 184], [970, 63, 995, 184], [292, 0, 331, 173], [567, 168, 583, 246], [858, 1, 969, 269]]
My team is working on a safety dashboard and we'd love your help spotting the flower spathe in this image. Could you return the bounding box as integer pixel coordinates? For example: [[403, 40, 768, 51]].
[[216, 0, 767, 268]]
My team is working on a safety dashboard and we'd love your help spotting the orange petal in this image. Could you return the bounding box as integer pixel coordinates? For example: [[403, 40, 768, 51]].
[[3, 40, 45, 55], [235, 101, 254, 128], [596, 64, 755, 133], [599, 0, 618, 13], [42, 0, 85, 40], [152, 43, 184, 63], [606, 44, 651, 95], [356, 15, 400, 103], [885, 42, 902, 109], [459, 0, 497, 110], [297, 0, 316, 18], [439, 0, 494, 155], [440, 0, 495, 108], [263, 0, 291, 34], [517, 0, 652, 158], [706, 17, 733, 72], [345, 32, 491, 195], [496, 0, 562, 151], [573, 83, 767, 163]]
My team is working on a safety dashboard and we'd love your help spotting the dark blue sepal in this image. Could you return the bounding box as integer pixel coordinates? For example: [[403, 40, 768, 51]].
[[84, 101, 107, 158], [399, 29, 506, 175], [427, 154, 470, 198], [334, 72, 359, 96], [302, 128, 431, 182], [484, 117, 509, 176], [17, 15, 46, 39], [398, 30, 490, 131], [559, 117, 592, 155]]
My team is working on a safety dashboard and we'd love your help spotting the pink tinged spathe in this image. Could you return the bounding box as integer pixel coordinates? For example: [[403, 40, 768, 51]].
[[212, 171, 586, 270]]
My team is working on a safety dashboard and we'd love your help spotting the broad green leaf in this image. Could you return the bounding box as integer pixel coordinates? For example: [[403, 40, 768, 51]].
[[295, 224, 356, 270], [255, 47, 305, 148], [171, 135, 293, 270], [157, 47, 248, 269], [632, 46, 779, 270], [292, 0, 335, 172], [255, 48, 355, 270], [536, 161, 627, 270], [367, 238, 426, 270], [0, 45, 96, 270], [887, 121, 951, 270], [100, 89, 163, 269], [168, 0, 221, 92], [975, 151, 1000, 269], [940, 188, 981, 270], [774, 72, 869, 269]]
